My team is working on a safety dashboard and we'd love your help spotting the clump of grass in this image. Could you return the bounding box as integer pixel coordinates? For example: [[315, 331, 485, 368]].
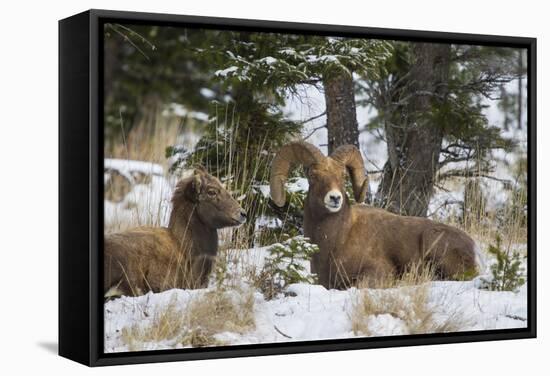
[[186, 289, 256, 339], [120, 294, 187, 351], [106, 110, 193, 166], [351, 263, 468, 336], [120, 289, 256, 351]]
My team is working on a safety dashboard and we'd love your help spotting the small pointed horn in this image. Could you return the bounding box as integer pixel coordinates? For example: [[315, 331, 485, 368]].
[[330, 145, 368, 203], [270, 142, 324, 207]]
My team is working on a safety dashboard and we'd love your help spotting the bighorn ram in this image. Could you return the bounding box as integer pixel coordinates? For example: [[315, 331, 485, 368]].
[[104, 167, 247, 297], [270, 142, 483, 289]]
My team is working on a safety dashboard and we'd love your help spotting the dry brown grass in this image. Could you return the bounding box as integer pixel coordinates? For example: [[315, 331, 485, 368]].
[[186, 289, 256, 338], [351, 262, 469, 336], [120, 294, 187, 351], [439, 173, 527, 255], [120, 288, 256, 351], [104, 108, 277, 251], [106, 112, 195, 166]]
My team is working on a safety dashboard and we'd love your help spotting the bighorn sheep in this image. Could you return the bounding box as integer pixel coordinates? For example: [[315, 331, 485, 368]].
[[104, 167, 247, 297], [270, 142, 483, 289]]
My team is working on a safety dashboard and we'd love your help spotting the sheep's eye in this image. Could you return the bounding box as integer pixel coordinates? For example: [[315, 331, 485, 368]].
[[207, 189, 217, 197]]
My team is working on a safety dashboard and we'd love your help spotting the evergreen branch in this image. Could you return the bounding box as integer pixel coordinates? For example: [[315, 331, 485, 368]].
[[107, 24, 151, 61], [114, 23, 157, 50]]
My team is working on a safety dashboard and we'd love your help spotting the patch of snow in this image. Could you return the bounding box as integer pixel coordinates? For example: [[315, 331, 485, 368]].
[[215, 66, 239, 77], [164, 102, 188, 117], [189, 111, 209, 122], [287, 177, 309, 193], [253, 184, 270, 198], [104, 159, 176, 230], [104, 174, 174, 230], [105, 158, 163, 176], [164, 103, 209, 122], [255, 215, 282, 230], [306, 55, 339, 64], [259, 56, 278, 65], [279, 48, 297, 56], [253, 177, 308, 200], [200, 87, 216, 99]]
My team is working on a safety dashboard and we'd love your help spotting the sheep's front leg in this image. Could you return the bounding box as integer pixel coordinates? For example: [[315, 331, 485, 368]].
[[189, 254, 215, 288], [333, 247, 396, 289]]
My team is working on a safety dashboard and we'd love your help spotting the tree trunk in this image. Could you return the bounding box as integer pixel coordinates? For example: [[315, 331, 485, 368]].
[[323, 72, 359, 154], [517, 51, 523, 129], [377, 43, 451, 217]]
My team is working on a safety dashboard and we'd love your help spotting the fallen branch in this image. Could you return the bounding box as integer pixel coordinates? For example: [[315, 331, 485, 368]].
[[504, 314, 527, 322], [274, 325, 292, 339]]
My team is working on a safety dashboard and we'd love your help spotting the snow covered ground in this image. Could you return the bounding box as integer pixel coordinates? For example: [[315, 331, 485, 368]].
[[104, 158, 174, 231], [104, 279, 527, 353], [104, 244, 527, 353]]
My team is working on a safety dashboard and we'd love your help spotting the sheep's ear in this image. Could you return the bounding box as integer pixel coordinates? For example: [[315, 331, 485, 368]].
[[185, 173, 203, 201], [194, 165, 207, 175]]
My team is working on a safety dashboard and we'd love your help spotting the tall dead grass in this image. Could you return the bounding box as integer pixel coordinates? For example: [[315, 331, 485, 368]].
[[106, 111, 190, 166], [104, 106, 285, 249], [350, 263, 469, 336], [121, 288, 255, 350]]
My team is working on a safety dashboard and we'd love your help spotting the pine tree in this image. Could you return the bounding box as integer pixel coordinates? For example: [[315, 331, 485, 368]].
[[484, 235, 526, 292], [361, 43, 522, 216]]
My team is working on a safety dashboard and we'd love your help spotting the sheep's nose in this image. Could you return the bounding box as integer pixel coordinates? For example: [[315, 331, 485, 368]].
[[329, 194, 341, 204], [324, 190, 343, 212], [235, 209, 247, 224]]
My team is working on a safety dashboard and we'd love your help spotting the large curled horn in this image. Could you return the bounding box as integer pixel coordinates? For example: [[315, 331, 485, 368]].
[[330, 145, 369, 203], [270, 141, 325, 207]]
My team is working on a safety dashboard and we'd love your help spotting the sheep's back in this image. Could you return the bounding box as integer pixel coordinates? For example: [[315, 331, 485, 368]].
[[104, 227, 180, 295]]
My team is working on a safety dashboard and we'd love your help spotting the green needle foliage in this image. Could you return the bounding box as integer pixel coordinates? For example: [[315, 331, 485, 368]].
[[258, 236, 319, 299], [484, 235, 526, 292]]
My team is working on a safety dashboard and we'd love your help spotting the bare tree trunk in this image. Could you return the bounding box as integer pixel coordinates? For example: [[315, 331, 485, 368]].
[[517, 51, 523, 129], [323, 72, 359, 154], [377, 43, 451, 217], [501, 86, 509, 131]]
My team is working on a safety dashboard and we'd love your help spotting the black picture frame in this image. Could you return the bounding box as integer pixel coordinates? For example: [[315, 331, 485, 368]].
[[59, 9, 537, 367]]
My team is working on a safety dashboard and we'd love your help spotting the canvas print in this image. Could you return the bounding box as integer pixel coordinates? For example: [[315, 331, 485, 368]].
[[102, 22, 529, 353]]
